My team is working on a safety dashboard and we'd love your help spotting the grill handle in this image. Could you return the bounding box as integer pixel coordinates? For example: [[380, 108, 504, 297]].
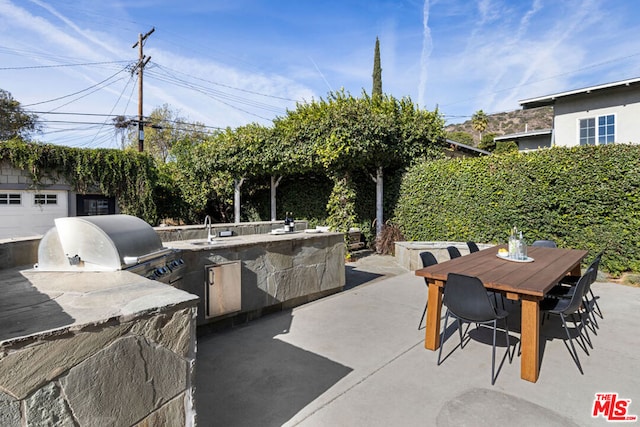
[[123, 248, 173, 265]]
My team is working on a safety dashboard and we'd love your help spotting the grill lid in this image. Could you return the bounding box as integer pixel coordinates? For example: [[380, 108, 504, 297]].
[[37, 214, 166, 271]]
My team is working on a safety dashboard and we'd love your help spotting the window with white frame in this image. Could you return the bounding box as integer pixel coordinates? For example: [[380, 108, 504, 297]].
[[598, 115, 615, 144], [34, 194, 58, 205], [579, 114, 614, 145], [0, 193, 21, 205]]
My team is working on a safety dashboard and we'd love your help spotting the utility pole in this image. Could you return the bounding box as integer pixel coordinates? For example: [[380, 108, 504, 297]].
[[132, 27, 154, 152]]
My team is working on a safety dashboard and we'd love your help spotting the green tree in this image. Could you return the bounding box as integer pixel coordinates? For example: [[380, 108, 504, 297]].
[[478, 132, 497, 151], [447, 131, 474, 146], [471, 109, 488, 141], [276, 90, 445, 238], [494, 140, 519, 154], [0, 89, 39, 140], [126, 104, 207, 163], [196, 123, 276, 222], [372, 37, 382, 98]]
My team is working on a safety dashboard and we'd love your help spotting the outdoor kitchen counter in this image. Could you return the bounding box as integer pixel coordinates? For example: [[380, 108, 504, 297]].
[[162, 229, 344, 250], [0, 266, 198, 343], [0, 266, 200, 426], [163, 230, 346, 326]]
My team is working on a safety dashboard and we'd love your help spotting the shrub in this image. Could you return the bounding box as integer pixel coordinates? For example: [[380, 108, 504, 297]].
[[393, 144, 640, 275]]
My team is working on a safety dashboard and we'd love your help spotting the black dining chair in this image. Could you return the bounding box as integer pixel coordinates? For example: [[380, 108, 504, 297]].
[[549, 251, 604, 329], [466, 241, 480, 253], [446, 246, 462, 259], [417, 251, 438, 330], [540, 267, 594, 374], [437, 273, 513, 385], [531, 240, 557, 248]]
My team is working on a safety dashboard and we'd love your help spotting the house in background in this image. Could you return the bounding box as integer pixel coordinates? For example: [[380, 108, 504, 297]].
[[445, 138, 491, 157], [0, 160, 117, 239], [495, 77, 640, 151]]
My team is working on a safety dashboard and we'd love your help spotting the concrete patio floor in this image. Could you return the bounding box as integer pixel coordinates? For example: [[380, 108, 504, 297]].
[[194, 254, 640, 426]]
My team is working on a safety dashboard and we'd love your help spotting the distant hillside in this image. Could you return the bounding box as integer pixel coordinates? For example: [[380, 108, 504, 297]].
[[445, 106, 553, 145]]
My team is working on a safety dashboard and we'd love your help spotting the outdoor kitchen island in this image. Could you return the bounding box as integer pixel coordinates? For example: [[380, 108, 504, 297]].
[[0, 267, 199, 426], [163, 229, 345, 327]]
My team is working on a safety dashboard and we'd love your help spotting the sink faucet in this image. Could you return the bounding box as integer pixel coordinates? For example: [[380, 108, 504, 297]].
[[204, 215, 216, 243]]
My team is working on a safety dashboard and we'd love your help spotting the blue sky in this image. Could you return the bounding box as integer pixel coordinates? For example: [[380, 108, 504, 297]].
[[1, 0, 640, 149]]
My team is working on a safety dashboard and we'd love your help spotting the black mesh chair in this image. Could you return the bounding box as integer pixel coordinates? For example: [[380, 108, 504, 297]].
[[532, 240, 557, 248], [540, 268, 594, 374], [437, 273, 513, 385], [467, 241, 480, 253], [417, 251, 438, 330], [446, 246, 462, 259]]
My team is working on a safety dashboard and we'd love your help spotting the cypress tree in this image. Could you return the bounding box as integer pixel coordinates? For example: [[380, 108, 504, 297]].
[[372, 37, 382, 98]]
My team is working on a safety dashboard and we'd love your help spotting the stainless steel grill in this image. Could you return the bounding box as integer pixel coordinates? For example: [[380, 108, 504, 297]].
[[35, 214, 185, 285]]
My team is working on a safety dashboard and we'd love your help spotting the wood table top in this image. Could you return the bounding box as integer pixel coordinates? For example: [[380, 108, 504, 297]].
[[415, 245, 589, 298]]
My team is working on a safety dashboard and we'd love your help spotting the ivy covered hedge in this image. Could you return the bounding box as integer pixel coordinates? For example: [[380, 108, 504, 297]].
[[394, 144, 640, 275], [0, 140, 158, 223]]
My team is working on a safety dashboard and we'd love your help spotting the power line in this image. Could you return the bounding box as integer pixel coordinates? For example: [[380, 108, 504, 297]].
[[153, 63, 299, 103], [87, 74, 137, 148], [22, 66, 131, 107], [28, 111, 224, 131], [0, 60, 130, 70]]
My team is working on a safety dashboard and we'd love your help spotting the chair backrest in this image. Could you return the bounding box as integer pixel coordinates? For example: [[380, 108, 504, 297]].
[[443, 273, 497, 322], [467, 241, 480, 253], [582, 252, 603, 294], [447, 246, 462, 259], [563, 267, 594, 314], [532, 240, 557, 248], [420, 251, 438, 268], [588, 251, 603, 284]]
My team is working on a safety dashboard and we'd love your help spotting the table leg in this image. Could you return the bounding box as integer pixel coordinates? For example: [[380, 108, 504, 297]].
[[569, 263, 582, 277], [424, 280, 444, 350], [520, 296, 540, 382]]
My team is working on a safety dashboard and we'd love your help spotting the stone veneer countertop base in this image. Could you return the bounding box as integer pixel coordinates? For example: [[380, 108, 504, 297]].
[[0, 267, 199, 344]]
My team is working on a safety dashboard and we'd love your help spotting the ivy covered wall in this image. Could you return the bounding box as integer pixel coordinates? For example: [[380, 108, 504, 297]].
[[0, 140, 158, 223]]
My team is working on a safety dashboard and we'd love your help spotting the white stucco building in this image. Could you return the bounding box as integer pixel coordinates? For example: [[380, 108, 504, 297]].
[[496, 77, 640, 150]]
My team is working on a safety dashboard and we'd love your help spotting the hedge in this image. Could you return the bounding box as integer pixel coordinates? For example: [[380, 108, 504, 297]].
[[393, 144, 640, 275]]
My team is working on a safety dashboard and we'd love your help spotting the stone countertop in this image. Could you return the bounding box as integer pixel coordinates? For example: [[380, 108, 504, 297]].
[[163, 230, 344, 251], [0, 267, 199, 345]]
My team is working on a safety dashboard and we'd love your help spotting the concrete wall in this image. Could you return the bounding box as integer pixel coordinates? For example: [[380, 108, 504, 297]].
[[0, 237, 39, 269], [395, 241, 495, 271], [553, 85, 640, 146]]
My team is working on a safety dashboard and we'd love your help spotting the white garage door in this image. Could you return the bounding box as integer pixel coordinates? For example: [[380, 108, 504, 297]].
[[0, 190, 68, 239]]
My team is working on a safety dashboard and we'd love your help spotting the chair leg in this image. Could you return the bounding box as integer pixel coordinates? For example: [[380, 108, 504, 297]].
[[457, 319, 465, 348], [418, 301, 427, 330], [437, 310, 450, 366], [571, 312, 591, 354], [576, 310, 593, 350], [491, 319, 497, 385], [583, 296, 598, 333], [591, 290, 603, 319], [504, 318, 513, 363], [489, 318, 512, 385], [560, 314, 584, 374]]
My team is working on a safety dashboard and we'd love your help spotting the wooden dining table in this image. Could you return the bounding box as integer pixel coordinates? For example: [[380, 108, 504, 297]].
[[414, 245, 588, 383]]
